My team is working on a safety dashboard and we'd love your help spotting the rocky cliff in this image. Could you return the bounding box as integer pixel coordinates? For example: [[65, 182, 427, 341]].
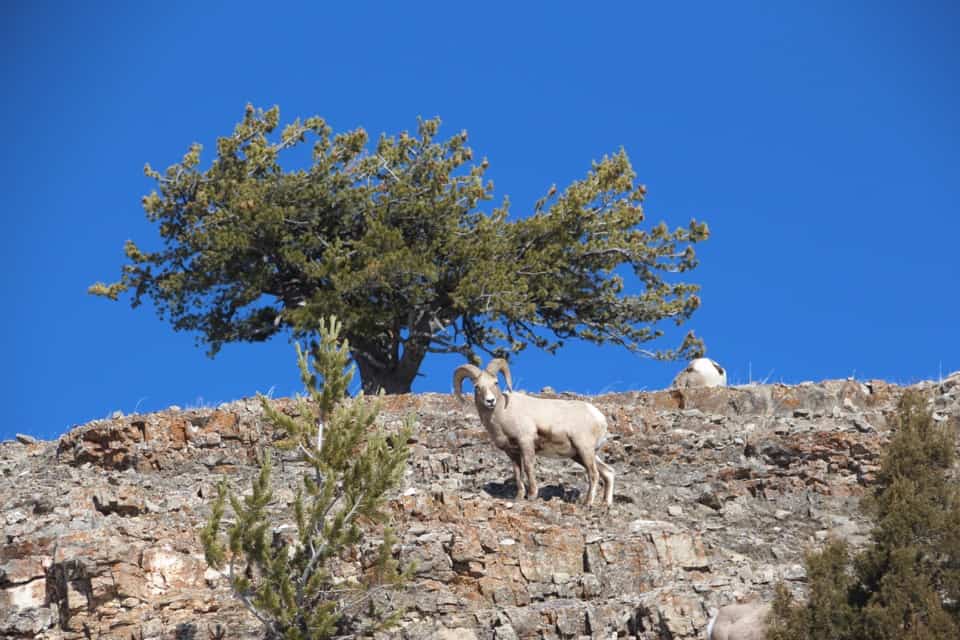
[[3, 374, 959, 639]]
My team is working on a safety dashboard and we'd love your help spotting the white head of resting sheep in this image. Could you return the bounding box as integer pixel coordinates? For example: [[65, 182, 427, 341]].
[[453, 358, 615, 506], [672, 357, 727, 389]]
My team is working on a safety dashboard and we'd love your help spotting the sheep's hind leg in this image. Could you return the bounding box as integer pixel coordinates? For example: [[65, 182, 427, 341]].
[[596, 456, 615, 506], [573, 444, 601, 506]]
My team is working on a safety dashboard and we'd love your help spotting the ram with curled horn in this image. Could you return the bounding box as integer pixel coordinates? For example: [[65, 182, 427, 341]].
[[453, 358, 614, 506]]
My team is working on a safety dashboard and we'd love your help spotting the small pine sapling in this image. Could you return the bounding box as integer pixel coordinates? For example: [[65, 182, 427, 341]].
[[201, 316, 413, 639]]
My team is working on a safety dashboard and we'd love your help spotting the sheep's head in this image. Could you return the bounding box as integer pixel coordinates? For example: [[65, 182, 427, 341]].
[[453, 358, 513, 411], [673, 357, 727, 389]]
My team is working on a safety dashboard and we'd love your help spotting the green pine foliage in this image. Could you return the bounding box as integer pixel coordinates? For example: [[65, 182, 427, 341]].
[[91, 104, 709, 393], [200, 316, 413, 639], [768, 540, 860, 640], [768, 390, 960, 640]]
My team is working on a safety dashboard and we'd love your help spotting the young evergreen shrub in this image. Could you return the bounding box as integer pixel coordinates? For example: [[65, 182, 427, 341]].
[[855, 390, 960, 639], [201, 316, 413, 639], [768, 539, 859, 640], [768, 389, 960, 640]]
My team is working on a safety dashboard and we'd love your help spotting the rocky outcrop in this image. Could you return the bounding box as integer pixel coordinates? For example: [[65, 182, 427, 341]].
[[2, 374, 958, 639]]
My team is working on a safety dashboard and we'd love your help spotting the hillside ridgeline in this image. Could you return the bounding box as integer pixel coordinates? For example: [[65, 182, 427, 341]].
[[2, 374, 959, 639]]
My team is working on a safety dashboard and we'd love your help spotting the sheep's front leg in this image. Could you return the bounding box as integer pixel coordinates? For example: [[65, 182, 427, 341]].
[[519, 443, 538, 500], [505, 449, 526, 499]]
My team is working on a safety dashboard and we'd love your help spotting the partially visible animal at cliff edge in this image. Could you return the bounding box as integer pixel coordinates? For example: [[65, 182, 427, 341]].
[[672, 357, 727, 388]]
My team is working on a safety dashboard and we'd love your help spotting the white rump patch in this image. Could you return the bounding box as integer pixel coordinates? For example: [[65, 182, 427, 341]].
[[588, 404, 609, 450], [586, 403, 606, 425]]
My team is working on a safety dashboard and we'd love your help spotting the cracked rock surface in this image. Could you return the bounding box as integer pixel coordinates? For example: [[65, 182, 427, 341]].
[[2, 373, 959, 639]]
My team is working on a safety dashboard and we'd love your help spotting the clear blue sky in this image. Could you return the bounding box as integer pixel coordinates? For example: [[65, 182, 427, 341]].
[[3, 2, 958, 441]]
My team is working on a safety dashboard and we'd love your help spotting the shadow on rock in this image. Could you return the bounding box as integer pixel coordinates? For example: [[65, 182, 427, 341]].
[[481, 481, 581, 503], [482, 480, 521, 499]]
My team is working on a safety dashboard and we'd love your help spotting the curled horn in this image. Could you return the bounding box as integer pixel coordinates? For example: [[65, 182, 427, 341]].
[[485, 358, 513, 392], [453, 364, 482, 402]]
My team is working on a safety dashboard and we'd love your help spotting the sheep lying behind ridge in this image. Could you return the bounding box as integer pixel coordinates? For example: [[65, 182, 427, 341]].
[[672, 357, 727, 388], [707, 601, 771, 640], [453, 358, 614, 506]]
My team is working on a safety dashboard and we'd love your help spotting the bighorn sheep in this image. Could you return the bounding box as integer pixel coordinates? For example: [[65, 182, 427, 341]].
[[453, 359, 615, 506], [706, 601, 771, 640], [672, 357, 727, 388]]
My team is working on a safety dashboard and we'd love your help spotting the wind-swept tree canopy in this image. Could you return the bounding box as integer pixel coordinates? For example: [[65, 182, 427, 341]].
[[91, 105, 709, 393]]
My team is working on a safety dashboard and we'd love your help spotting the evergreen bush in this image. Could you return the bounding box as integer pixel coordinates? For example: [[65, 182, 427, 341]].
[[769, 390, 960, 639], [201, 316, 413, 639]]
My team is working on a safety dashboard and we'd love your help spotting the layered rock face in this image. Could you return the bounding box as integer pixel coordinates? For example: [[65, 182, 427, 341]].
[[3, 375, 959, 639]]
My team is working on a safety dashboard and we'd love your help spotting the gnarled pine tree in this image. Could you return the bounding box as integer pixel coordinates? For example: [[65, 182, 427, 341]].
[[91, 105, 709, 393], [201, 316, 412, 639]]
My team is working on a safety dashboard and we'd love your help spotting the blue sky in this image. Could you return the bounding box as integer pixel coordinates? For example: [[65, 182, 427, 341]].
[[3, 2, 958, 441]]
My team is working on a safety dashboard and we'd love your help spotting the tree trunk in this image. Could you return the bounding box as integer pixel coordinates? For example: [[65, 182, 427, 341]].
[[354, 357, 415, 394], [352, 339, 429, 394]]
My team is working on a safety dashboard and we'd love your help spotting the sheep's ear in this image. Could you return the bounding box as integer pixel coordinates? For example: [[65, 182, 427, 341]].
[[485, 358, 513, 392], [453, 364, 481, 402]]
